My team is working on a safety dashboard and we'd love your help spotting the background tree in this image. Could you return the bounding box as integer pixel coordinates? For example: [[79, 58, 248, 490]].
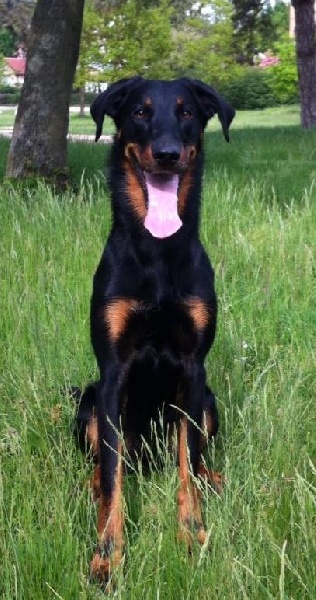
[[92, 0, 174, 81], [0, 0, 36, 50], [0, 52, 5, 81], [6, 0, 85, 187], [291, 0, 316, 128], [75, 1, 104, 117], [256, 0, 289, 51], [170, 0, 237, 86], [232, 0, 265, 63], [169, 0, 211, 27], [269, 0, 289, 40]]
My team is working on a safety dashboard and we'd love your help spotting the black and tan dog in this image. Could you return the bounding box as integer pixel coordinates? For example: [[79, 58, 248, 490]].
[[74, 77, 235, 583]]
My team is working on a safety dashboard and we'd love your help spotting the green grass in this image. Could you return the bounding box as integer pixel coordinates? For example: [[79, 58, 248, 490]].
[[0, 107, 315, 599], [0, 104, 301, 133], [229, 105, 301, 129], [0, 107, 17, 128]]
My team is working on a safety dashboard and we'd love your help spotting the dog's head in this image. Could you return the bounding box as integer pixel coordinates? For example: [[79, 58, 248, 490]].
[[91, 77, 235, 237], [91, 76, 234, 143]]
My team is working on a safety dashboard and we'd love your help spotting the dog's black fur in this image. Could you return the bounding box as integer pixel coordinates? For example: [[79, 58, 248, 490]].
[[74, 77, 235, 582]]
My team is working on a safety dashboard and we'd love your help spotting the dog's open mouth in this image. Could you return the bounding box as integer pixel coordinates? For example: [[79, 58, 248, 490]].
[[143, 172, 183, 238]]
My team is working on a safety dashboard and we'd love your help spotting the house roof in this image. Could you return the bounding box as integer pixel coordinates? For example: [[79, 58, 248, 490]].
[[4, 58, 26, 76]]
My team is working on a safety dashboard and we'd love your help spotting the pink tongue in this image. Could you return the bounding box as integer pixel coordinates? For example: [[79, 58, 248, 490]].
[[144, 173, 183, 238]]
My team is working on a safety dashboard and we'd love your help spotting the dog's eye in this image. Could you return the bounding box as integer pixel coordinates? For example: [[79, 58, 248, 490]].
[[133, 108, 146, 119], [181, 108, 193, 120]]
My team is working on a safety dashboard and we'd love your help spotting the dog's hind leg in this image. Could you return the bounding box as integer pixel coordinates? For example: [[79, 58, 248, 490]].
[[72, 383, 101, 500], [201, 385, 219, 443], [73, 383, 98, 456], [199, 385, 225, 495]]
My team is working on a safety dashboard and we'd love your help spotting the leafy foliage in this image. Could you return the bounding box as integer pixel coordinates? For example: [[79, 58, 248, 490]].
[[220, 31, 298, 110], [232, 0, 265, 63], [81, 0, 174, 83], [0, 27, 16, 56], [170, 0, 237, 86], [102, 0, 174, 80], [75, 2, 105, 90], [77, 0, 293, 110], [0, 0, 301, 112], [266, 37, 298, 104], [222, 67, 276, 110]]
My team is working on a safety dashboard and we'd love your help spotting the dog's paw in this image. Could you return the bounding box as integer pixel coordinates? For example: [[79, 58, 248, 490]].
[[198, 464, 226, 495], [90, 542, 123, 588], [178, 518, 207, 553]]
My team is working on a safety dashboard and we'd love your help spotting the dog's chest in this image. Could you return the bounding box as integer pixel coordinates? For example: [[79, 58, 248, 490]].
[[105, 295, 210, 359]]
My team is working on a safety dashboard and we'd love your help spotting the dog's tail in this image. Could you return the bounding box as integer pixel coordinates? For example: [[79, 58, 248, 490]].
[[69, 383, 98, 456]]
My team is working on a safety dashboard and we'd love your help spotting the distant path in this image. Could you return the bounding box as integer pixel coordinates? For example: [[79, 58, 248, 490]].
[[0, 127, 113, 144], [0, 106, 86, 113], [0, 106, 113, 143]]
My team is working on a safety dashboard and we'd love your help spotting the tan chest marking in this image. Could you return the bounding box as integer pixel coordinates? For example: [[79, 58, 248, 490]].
[[105, 299, 140, 342], [184, 297, 209, 330]]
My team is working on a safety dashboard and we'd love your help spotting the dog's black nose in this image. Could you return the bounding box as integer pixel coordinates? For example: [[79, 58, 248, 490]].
[[152, 144, 181, 164], [153, 151, 181, 163]]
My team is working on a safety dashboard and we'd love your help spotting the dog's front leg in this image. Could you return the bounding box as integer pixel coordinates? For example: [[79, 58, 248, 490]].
[[90, 369, 124, 586], [178, 364, 207, 549]]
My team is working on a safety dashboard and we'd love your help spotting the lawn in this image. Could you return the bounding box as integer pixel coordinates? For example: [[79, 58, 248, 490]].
[[0, 106, 315, 599], [0, 102, 301, 135]]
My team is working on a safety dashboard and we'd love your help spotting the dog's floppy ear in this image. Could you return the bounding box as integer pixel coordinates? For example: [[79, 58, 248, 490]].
[[90, 76, 144, 141], [182, 78, 235, 142]]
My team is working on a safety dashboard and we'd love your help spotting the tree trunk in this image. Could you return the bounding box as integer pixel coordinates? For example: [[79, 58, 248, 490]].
[[292, 0, 316, 128], [79, 86, 86, 118], [6, 0, 85, 187]]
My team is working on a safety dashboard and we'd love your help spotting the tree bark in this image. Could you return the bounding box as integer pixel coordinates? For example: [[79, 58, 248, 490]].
[[292, 0, 316, 128], [79, 86, 86, 118], [6, 0, 85, 187]]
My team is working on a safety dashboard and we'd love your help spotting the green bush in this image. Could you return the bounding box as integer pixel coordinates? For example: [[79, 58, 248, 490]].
[[0, 27, 16, 56], [222, 68, 276, 110], [266, 38, 298, 104], [0, 84, 18, 94], [0, 91, 21, 104]]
